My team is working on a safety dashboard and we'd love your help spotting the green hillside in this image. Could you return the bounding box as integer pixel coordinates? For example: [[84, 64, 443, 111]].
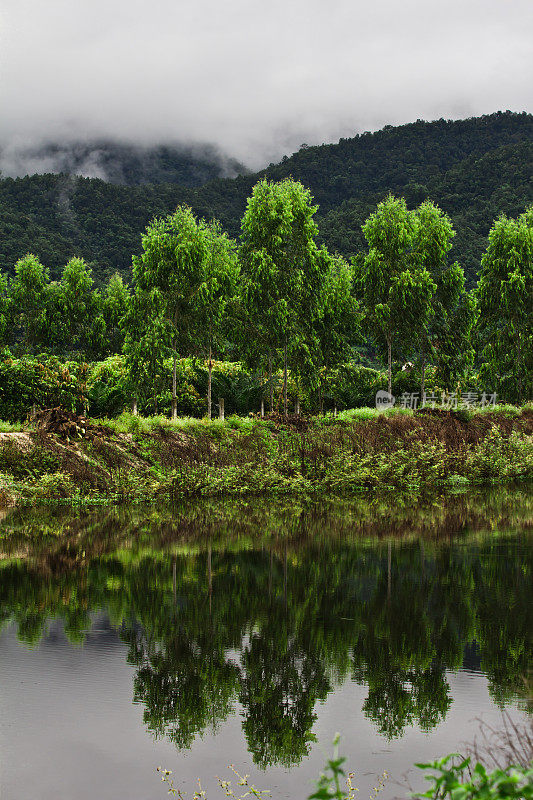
[[0, 111, 531, 283], [318, 140, 533, 278]]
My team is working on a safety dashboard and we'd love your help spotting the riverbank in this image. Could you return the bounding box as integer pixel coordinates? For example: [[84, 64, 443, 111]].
[[0, 406, 532, 506]]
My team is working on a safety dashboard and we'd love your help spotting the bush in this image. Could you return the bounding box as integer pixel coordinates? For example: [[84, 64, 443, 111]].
[[87, 356, 129, 417], [466, 427, 533, 483], [0, 354, 88, 421], [414, 755, 533, 800], [23, 472, 75, 501], [0, 439, 59, 478], [324, 364, 386, 409]]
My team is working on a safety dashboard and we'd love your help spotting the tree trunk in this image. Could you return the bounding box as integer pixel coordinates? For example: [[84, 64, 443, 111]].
[[132, 398, 138, 416], [171, 352, 177, 419], [171, 310, 178, 419], [420, 339, 426, 400], [260, 398, 265, 418], [218, 397, 224, 420], [387, 541, 392, 603], [268, 354, 274, 412], [207, 345, 212, 419], [517, 330, 522, 403], [295, 397, 300, 416], [283, 340, 288, 420], [387, 338, 392, 396]]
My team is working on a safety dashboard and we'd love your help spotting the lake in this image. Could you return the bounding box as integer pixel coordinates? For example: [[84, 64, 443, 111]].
[[0, 488, 531, 800]]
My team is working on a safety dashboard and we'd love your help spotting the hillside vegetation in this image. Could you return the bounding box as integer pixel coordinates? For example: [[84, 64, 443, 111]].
[[1, 406, 532, 506], [0, 112, 531, 283]]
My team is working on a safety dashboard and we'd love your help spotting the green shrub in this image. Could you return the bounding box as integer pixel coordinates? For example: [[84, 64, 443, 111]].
[[414, 755, 533, 800], [0, 440, 59, 479], [0, 354, 88, 421], [87, 356, 128, 417], [24, 472, 75, 501], [0, 420, 23, 432], [466, 427, 533, 483]]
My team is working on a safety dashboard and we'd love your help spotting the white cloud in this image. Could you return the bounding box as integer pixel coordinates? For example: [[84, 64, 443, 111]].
[[0, 0, 531, 169]]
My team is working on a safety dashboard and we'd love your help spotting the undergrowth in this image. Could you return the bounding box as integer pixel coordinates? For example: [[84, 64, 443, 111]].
[[0, 407, 531, 506]]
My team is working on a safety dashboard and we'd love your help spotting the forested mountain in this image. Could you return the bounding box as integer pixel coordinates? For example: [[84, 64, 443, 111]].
[[0, 111, 531, 283], [318, 140, 533, 278]]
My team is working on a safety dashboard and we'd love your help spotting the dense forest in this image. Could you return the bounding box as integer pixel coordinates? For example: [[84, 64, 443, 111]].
[[0, 112, 531, 284]]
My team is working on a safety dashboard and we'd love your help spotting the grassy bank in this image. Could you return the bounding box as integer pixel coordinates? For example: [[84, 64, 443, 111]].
[[0, 405, 532, 506]]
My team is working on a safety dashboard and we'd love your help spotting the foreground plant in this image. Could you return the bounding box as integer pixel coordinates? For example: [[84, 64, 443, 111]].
[[414, 755, 533, 800], [158, 735, 532, 800], [309, 733, 387, 800], [158, 735, 388, 800], [157, 765, 270, 799]]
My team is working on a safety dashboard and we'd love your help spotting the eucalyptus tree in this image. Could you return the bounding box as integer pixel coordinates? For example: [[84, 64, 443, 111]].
[[477, 206, 533, 403], [312, 250, 360, 412], [102, 273, 131, 356], [413, 202, 475, 395], [123, 287, 168, 414], [193, 220, 239, 418], [428, 263, 476, 393], [0, 271, 11, 348], [57, 257, 105, 358], [133, 206, 208, 419], [358, 197, 436, 395], [240, 179, 323, 418], [9, 253, 50, 353]]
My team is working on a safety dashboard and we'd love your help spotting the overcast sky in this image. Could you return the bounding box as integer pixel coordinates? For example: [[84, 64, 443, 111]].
[[0, 0, 532, 168]]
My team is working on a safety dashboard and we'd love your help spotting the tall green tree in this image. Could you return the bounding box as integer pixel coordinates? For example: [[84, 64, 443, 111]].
[[132, 206, 208, 418], [57, 257, 105, 358], [358, 197, 436, 395], [192, 221, 239, 419], [123, 288, 168, 414], [413, 202, 475, 395], [313, 250, 360, 412], [240, 179, 323, 418], [428, 262, 476, 393], [0, 271, 11, 348], [9, 253, 50, 353], [102, 273, 131, 356], [477, 206, 533, 403]]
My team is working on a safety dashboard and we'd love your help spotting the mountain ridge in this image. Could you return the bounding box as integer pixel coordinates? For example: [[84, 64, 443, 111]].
[[0, 111, 531, 283]]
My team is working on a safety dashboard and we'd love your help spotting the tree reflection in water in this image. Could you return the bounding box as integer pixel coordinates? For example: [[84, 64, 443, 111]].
[[0, 488, 531, 767]]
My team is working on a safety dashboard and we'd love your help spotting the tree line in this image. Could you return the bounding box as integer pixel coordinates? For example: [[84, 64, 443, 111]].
[[0, 179, 531, 417]]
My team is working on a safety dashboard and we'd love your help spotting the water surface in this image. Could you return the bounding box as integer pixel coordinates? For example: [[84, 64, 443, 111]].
[[0, 489, 531, 800]]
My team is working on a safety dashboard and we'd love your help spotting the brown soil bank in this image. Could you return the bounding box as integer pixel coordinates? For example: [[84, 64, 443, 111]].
[[0, 407, 532, 505], [346, 406, 533, 449]]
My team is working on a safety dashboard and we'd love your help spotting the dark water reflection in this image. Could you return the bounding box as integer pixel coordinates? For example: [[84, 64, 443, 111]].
[[0, 488, 532, 799]]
